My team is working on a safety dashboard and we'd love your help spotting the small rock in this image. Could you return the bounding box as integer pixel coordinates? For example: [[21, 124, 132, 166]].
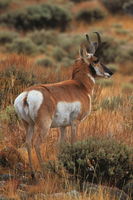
[[46, 190, 80, 199], [17, 190, 31, 200], [0, 146, 25, 170], [18, 184, 27, 191], [83, 183, 130, 200], [0, 181, 6, 187], [34, 193, 46, 200], [0, 174, 14, 181], [124, 2, 133, 15], [0, 195, 13, 200], [66, 190, 80, 198]]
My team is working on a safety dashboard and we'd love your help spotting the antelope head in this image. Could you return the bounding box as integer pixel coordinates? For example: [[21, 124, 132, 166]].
[[80, 32, 113, 78]]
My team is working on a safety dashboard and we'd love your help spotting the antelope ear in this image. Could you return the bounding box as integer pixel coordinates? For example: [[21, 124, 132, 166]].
[[79, 44, 88, 58], [85, 34, 95, 54], [79, 44, 84, 58], [79, 43, 88, 57], [79, 44, 91, 65]]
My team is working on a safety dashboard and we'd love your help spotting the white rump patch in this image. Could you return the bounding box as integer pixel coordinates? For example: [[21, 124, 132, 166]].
[[14, 90, 43, 122], [27, 90, 43, 121], [51, 101, 81, 127], [14, 91, 28, 121]]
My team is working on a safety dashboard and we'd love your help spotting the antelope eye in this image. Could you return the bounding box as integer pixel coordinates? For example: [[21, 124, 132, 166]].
[[93, 59, 99, 64]]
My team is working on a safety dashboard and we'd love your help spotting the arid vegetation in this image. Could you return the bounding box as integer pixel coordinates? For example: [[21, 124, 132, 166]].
[[0, 0, 133, 199]]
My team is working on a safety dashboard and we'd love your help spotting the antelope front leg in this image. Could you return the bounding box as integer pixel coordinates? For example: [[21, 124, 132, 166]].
[[71, 120, 78, 144]]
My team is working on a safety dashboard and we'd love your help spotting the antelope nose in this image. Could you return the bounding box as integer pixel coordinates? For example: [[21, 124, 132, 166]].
[[109, 71, 114, 76]]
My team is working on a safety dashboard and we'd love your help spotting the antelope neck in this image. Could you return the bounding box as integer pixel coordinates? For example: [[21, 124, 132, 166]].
[[72, 59, 95, 95], [73, 71, 95, 95]]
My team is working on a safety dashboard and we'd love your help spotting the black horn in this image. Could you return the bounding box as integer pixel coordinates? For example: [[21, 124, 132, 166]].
[[93, 32, 107, 58], [86, 34, 91, 44], [94, 32, 102, 46], [85, 34, 95, 54]]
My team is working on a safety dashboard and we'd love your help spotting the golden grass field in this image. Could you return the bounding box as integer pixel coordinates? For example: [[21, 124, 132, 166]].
[[0, 0, 133, 199]]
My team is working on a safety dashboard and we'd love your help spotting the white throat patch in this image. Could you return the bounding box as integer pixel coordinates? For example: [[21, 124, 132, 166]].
[[86, 53, 94, 59], [94, 66, 104, 77], [87, 73, 95, 83]]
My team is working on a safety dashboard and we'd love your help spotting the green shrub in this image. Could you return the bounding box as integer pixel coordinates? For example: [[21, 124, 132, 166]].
[[100, 96, 123, 110], [108, 64, 119, 73], [61, 57, 73, 67], [59, 36, 74, 53], [128, 47, 133, 58], [123, 1, 133, 15], [99, 36, 120, 63], [123, 180, 133, 198], [0, 64, 37, 108], [28, 30, 58, 46], [0, 106, 18, 127], [52, 47, 67, 62], [36, 57, 54, 67], [116, 44, 133, 63], [59, 34, 84, 59], [31, 33, 83, 60], [0, 106, 18, 140], [115, 28, 129, 35], [0, 65, 37, 85], [6, 38, 37, 55], [0, 90, 4, 110], [59, 137, 133, 188], [76, 8, 106, 23], [101, 0, 130, 13], [112, 23, 123, 29], [0, 0, 11, 10], [0, 31, 18, 44], [0, 4, 72, 31]]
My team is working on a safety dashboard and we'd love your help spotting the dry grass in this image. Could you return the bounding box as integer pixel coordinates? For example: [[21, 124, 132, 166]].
[[2, 178, 118, 200]]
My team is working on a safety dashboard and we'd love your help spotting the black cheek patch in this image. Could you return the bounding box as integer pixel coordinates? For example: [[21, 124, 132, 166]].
[[89, 64, 96, 76], [93, 59, 99, 64]]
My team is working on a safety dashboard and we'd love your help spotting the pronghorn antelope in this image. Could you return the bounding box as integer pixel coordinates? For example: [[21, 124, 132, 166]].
[[14, 32, 113, 178]]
